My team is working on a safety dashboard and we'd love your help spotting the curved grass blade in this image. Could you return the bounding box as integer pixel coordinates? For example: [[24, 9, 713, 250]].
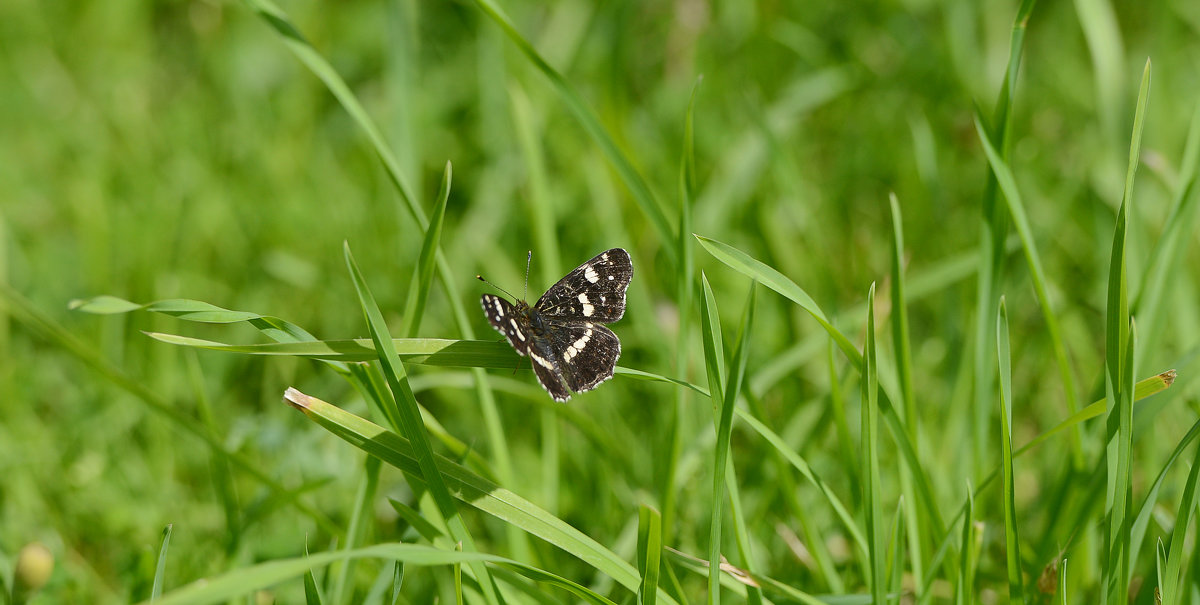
[[283, 388, 679, 605], [470, 0, 675, 265], [71, 296, 262, 323], [141, 543, 617, 605], [1130, 418, 1200, 581], [1160, 435, 1200, 605], [996, 299, 1026, 603], [343, 243, 502, 605], [695, 235, 856, 362]]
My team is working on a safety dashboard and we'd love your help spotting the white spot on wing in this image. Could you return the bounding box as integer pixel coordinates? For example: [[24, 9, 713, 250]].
[[578, 293, 594, 317], [584, 265, 600, 283], [607, 275, 614, 281], [508, 318, 526, 341], [563, 328, 593, 361], [493, 299, 504, 314], [530, 351, 555, 370], [601, 252, 609, 261]]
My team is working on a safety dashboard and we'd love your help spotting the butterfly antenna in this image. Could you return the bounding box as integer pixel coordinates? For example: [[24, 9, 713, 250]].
[[476, 274, 519, 301], [523, 250, 532, 301]]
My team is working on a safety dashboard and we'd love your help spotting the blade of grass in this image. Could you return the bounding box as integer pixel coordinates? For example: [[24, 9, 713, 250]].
[[401, 161, 451, 339], [861, 283, 886, 605], [282, 388, 679, 605], [1130, 418, 1200, 576], [142, 543, 618, 605], [722, 286, 763, 605], [698, 273, 724, 605], [996, 298, 1026, 603], [889, 193, 924, 588], [637, 505, 663, 605], [151, 524, 173, 602], [343, 243, 502, 605]]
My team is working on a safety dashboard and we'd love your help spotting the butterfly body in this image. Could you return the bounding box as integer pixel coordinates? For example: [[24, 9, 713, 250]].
[[481, 248, 632, 402]]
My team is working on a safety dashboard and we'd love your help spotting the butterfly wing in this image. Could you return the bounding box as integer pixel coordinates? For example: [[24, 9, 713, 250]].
[[480, 294, 529, 355], [543, 319, 621, 394], [534, 248, 632, 323]]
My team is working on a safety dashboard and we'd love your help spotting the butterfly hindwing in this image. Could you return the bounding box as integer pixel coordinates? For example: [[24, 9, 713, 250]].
[[544, 319, 621, 393], [534, 248, 632, 323], [525, 338, 573, 402]]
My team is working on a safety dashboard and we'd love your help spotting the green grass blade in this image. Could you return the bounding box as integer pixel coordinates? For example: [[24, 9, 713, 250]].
[[151, 524, 173, 601], [861, 282, 885, 605], [731, 407, 868, 561], [698, 273, 725, 605], [722, 286, 762, 605], [141, 543, 619, 605], [1159, 425, 1200, 605], [953, 484, 977, 605], [695, 235, 857, 362], [973, 115, 1080, 464], [401, 161, 451, 339], [342, 243, 502, 605], [470, 0, 676, 264], [282, 388, 679, 605], [888, 193, 924, 586], [996, 298, 1026, 603], [637, 505, 662, 605], [303, 556, 323, 605], [387, 498, 444, 542]]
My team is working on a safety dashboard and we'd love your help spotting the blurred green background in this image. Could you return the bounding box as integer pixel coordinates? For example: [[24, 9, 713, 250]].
[[3, 0, 1200, 602]]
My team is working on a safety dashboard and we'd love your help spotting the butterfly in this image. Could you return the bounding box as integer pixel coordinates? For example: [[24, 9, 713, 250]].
[[479, 248, 633, 402]]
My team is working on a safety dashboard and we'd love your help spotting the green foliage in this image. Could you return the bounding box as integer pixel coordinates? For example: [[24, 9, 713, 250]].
[[3, 0, 1200, 603]]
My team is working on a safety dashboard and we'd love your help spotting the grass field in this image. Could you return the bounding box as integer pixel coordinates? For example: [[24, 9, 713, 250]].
[[3, 0, 1200, 603]]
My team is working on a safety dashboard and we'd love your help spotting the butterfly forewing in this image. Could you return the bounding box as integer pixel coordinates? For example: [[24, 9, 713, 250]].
[[480, 294, 529, 355], [534, 248, 632, 323]]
